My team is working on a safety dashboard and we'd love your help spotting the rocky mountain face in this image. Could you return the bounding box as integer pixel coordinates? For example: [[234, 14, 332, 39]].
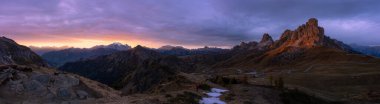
[[270, 18, 355, 53], [258, 33, 274, 49], [41, 42, 131, 67], [213, 18, 358, 68], [0, 65, 120, 103], [0, 37, 45, 66], [59, 45, 192, 94]]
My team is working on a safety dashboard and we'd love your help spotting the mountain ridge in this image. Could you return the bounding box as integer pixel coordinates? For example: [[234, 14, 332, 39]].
[[41, 42, 132, 67], [59, 45, 193, 94], [0, 36, 46, 66]]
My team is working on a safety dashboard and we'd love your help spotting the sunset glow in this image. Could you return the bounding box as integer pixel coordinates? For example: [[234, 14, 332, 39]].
[[0, 0, 379, 48]]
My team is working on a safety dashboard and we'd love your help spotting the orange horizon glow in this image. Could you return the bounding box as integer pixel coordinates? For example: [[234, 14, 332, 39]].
[[4, 33, 163, 48], [4, 34, 228, 49], [16, 37, 164, 49]]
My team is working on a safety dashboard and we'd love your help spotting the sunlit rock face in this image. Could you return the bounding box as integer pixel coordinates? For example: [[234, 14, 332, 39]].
[[270, 18, 356, 53]]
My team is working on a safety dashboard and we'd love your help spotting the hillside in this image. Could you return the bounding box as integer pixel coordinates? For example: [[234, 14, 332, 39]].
[[0, 37, 121, 103], [0, 37, 46, 66], [59, 45, 193, 94]]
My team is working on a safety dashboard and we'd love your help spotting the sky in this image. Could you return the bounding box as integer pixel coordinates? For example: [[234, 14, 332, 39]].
[[0, 0, 379, 48]]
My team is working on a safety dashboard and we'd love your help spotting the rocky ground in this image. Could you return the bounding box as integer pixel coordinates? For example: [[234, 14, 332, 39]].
[[0, 65, 120, 104]]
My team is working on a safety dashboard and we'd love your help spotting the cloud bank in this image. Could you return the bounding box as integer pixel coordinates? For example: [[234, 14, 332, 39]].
[[0, 0, 379, 48]]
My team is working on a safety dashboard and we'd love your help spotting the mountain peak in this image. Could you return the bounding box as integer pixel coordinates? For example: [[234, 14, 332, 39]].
[[92, 42, 131, 51], [260, 33, 274, 44], [158, 45, 186, 50], [272, 18, 325, 49], [110, 42, 123, 46], [135, 45, 144, 49], [270, 18, 355, 53], [306, 18, 318, 26], [133, 45, 152, 53]]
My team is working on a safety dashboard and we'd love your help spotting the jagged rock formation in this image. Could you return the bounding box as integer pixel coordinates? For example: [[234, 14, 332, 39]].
[[258, 33, 274, 50], [259, 33, 274, 45], [258, 18, 358, 66], [59, 45, 192, 94], [0, 37, 45, 66], [0, 65, 120, 103], [213, 18, 359, 69], [271, 18, 325, 49], [270, 18, 355, 53], [231, 33, 274, 52]]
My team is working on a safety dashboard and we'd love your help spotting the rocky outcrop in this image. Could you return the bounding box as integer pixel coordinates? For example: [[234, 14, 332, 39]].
[[260, 33, 274, 44], [258, 33, 274, 50], [213, 18, 360, 68], [271, 18, 325, 49], [270, 18, 355, 53], [0, 65, 120, 103], [231, 33, 275, 52], [0, 37, 45, 66]]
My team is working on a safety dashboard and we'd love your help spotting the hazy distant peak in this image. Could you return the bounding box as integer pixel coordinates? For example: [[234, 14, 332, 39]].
[[29, 46, 72, 55], [158, 45, 187, 50], [92, 42, 131, 51], [110, 42, 123, 45]]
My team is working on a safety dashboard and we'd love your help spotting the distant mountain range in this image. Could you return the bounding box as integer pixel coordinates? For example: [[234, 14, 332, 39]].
[[41, 42, 228, 67], [350, 44, 380, 57], [41, 42, 131, 67], [157, 45, 229, 56], [29, 46, 72, 55]]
